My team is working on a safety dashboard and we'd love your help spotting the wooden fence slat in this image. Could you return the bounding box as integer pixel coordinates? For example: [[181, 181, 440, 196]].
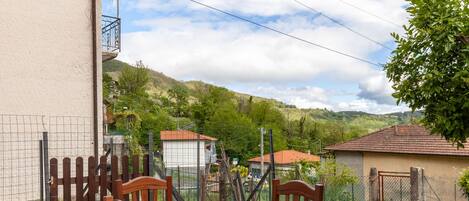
[[293, 194, 299, 201], [153, 190, 158, 201], [144, 154, 151, 201], [100, 155, 108, 200], [76, 157, 84, 201], [132, 155, 140, 200], [63, 158, 72, 201], [88, 157, 96, 201], [49, 154, 167, 201], [50, 158, 58, 201], [111, 155, 119, 198], [132, 155, 140, 179], [122, 155, 130, 201]]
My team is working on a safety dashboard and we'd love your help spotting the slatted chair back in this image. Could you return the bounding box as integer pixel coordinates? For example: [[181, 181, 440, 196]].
[[104, 176, 173, 201], [272, 179, 324, 201]]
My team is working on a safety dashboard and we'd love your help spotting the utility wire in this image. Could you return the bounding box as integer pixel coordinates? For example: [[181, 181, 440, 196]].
[[294, 0, 393, 50], [189, 0, 383, 67], [337, 0, 402, 28]]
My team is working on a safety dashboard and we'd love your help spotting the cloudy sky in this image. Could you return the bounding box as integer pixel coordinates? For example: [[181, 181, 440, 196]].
[[104, 0, 411, 114]]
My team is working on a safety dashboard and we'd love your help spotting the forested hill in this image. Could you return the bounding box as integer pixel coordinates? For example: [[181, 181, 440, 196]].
[[103, 59, 420, 122], [103, 59, 289, 107], [103, 59, 421, 164]]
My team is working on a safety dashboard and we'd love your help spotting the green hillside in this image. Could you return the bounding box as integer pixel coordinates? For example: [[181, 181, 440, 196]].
[[104, 59, 288, 106], [103, 59, 420, 128], [103, 59, 421, 163]]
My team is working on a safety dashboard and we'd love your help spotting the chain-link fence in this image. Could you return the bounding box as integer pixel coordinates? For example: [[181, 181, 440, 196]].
[[424, 176, 466, 201], [0, 114, 96, 201]]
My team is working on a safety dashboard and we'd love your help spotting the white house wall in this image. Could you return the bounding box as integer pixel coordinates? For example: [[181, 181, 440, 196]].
[[163, 141, 206, 168], [0, 0, 103, 200]]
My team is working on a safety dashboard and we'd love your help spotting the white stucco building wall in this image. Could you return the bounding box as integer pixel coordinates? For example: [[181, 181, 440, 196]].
[[163, 141, 206, 168], [0, 0, 104, 200]]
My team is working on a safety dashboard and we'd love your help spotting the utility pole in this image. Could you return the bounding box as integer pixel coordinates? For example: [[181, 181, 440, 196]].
[[260, 128, 265, 177]]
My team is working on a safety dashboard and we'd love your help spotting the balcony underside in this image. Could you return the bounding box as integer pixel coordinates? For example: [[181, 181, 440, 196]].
[[102, 51, 118, 62]]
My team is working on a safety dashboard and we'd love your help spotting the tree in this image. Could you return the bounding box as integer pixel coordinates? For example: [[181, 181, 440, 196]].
[[191, 86, 235, 131], [204, 103, 258, 164], [167, 85, 189, 117], [249, 101, 285, 126], [385, 0, 469, 146], [118, 61, 150, 96]]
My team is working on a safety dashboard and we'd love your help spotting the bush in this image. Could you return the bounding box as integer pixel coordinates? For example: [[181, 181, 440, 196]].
[[458, 168, 469, 198]]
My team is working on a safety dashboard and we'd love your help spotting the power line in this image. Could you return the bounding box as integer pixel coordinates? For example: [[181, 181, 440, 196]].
[[294, 0, 393, 50], [337, 0, 402, 28], [188, 0, 383, 67]]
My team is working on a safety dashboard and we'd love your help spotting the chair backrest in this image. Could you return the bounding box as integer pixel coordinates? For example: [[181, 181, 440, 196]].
[[272, 179, 324, 201], [105, 176, 173, 201]]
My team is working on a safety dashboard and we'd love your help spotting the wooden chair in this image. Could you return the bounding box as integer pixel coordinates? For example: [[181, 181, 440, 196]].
[[272, 179, 324, 201], [104, 176, 173, 201]]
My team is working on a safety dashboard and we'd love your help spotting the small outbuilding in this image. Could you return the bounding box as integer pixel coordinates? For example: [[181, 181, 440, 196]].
[[160, 130, 217, 172], [248, 150, 320, 178]]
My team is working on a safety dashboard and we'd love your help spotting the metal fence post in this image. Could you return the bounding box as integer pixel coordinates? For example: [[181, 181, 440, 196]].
[[197, 133, 200, 201], [178, 166, 181, 191], [400, 178, 403, 201], [149, 131, 154, 175], [148, 131, 154, 201], [43, 132, 50, 201], [39, 140, 44, 201], [110, 136, 114, 157]]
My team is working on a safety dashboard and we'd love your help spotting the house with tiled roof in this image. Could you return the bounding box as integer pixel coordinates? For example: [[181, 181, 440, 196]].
[[248, 150, 320, 178], [325, 125, 469, 201], [160, 130, 217, 172]]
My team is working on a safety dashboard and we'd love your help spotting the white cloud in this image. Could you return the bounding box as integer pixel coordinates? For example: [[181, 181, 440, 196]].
[[357, 72, 396, 105], [246, 86, 332, 109], [336, 99, 407, 114], [242, 86, 405, 114], [120, 16, 382, 84], [117, 0, 410, 113]]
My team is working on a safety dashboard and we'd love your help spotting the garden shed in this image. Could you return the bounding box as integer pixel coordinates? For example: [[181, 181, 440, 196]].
[[160, 130, 217, 172]]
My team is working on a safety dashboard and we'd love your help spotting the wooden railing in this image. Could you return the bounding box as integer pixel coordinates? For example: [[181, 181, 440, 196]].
[[104, 176, 173, 201], [272, 179, 324, 201]]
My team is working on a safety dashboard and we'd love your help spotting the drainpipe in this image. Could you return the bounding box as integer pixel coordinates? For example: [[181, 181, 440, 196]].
[[91, 0, 99, 160]]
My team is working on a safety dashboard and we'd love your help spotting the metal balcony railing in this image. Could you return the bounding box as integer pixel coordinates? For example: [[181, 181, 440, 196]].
[[102, 15, 121, 53]]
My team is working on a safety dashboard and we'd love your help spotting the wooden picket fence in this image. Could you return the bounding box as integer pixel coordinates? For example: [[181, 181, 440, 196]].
[[49, 154, 153, 201]]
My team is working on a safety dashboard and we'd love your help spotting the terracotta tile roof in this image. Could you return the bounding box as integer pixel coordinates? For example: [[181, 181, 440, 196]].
[[160, 130, 217, 141], [325, 125, 469, 156], [248, 150, 320, 165]]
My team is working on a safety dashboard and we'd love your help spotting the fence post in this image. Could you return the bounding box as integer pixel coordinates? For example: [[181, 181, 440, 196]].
[[410, 167, 424, 201], [177, 166, 181, 191], [43, 132, 51, 201], [201, 171, 207, 201], [369, 167, 379, 201], [50, 158, 58, 201], [149, 131, 154, 175], [197, 133, 201, 201], [219, 166, 226, 201], [39, 140, 44, 201]]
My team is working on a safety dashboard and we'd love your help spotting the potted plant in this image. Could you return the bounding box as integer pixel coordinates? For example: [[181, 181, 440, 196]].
[[458, 168, 469, 200]]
